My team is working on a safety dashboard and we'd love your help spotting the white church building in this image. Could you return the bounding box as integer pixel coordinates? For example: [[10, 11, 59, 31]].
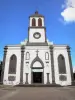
[[2, 11, 74, 86]]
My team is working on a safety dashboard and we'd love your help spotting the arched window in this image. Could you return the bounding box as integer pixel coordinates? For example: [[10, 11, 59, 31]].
[[9, 54, 17, 74], [45, 52, 49, 60], [38, 18, 42, 26], [58, 54, 66, 74], [32, 18, 36, 26], [26, 52, 30, 60]]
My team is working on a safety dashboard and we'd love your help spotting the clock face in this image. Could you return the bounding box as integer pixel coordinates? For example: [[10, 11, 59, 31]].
[[33, 32, 41, 39]]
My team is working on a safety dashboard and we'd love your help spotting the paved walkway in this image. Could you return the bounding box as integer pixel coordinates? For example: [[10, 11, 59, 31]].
[[0, 86, 75, 100]]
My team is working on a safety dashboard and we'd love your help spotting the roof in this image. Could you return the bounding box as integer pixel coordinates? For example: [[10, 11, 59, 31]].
[[29, 11, 44, 17]]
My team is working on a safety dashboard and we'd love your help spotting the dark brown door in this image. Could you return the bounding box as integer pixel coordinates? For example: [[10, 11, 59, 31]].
[[33, 72, 42, 83]]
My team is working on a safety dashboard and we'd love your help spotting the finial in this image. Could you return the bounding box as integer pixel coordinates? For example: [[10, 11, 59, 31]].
[[35, 11, 38, 14]]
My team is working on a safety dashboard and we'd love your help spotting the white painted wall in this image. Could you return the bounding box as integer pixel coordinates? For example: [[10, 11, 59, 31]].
[[3, 46, 21, 85], [53, 46, 71, 86], [23, 46, 52, 84], [3, 45, 72, 86], [29, 28, 46, 43]]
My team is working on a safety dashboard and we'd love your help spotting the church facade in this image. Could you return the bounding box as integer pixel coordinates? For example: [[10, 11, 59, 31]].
[[2, 11, 74, 86]]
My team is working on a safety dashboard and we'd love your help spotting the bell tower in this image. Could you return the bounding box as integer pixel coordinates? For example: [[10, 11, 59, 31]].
[[27, 11, 48, 46]]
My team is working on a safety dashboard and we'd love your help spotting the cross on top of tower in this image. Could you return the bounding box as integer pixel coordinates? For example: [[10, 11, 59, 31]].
[[35, 11, 38, 14], [36, 49, 39, 56]]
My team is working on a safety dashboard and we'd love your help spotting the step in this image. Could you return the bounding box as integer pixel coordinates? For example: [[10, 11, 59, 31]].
[[15, 84, 62, 87]]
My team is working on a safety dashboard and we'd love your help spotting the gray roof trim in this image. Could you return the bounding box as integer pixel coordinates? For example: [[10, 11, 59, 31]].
[[28, 27, 46, 30], [26, 42, 48, 46], [29, 11, 44, 18], [4, 45, 22, 47], [29, 14, 44, 18], [4, 44, 70, 48], [53, 44, 69, 47]]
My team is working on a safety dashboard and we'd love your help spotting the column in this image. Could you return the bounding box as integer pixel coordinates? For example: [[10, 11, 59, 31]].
[[1, 46, 8, 83], [19, 46, 25, 84], [25, 73, 28, 84], [47, 73, 50, 84], [67, 46, 74, 84], [50, 46, 55, 84]]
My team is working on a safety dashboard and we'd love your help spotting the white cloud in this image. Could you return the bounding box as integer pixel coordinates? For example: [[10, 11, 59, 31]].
[[61, 0, 75, 23]]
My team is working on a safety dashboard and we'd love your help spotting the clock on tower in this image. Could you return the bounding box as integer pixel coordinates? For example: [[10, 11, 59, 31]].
[[27, 11, 48, 46]]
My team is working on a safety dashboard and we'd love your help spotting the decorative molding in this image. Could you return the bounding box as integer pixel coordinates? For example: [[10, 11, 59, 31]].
[[26, 62, 29, 64], [25, 52, 30, 60], [30, 56, 44, 68], [59, 75, 67, 81], [28, 26, 46, 30], [46, 61, 49, 63], [32, 67, 43, 69], [45, 52, 49, 60], [31, 56, 44, 84], [5, 45, 21, 47], [29, 15, 44, 18], [8, 76, 15, 81]]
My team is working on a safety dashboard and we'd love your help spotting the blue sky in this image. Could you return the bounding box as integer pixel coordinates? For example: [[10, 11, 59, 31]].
[[0, 0, 75, 67]]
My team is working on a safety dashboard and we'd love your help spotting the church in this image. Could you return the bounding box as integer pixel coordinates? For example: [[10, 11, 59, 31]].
[[2, 11, 74, 86]]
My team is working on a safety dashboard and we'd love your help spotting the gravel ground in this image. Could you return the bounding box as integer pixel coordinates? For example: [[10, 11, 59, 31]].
[[0, 86, 75, 100]]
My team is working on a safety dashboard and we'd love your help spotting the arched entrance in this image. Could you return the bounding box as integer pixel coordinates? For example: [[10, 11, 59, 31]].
[[31, 57, 44, 84]]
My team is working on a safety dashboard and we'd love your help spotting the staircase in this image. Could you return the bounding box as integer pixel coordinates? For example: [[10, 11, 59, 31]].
[[15, 83, 62, 87]]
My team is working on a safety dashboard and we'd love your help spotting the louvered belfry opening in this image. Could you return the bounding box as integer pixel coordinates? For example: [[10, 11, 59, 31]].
[[38, 18, 42, 26], [32, 18, 36, 26]]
